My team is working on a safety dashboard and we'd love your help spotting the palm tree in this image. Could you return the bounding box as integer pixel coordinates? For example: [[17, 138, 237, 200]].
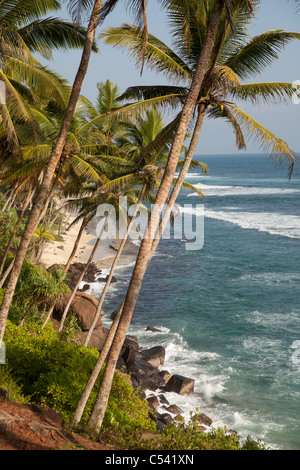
[[0, 0, 96, 153], [86, 0, 299, 435], [0, 0, 150, 343], [84, 0, 240, 435], [72, 106, 204, 426]]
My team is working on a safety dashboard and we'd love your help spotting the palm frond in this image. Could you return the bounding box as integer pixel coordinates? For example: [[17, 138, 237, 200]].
[[230, 82, 296, 105], [100, 23, 193, 82], [18, 18, 99, 60], [225, 30, 300, 79], [206, 101, 246, 150], [227, 103, 297, 178]]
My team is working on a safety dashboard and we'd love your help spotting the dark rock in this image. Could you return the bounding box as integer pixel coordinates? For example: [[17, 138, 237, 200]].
[[166, 404, 183, 416], [116, 356, 127, 373], [156, 419, 165, 432], [147, 396, 160, 409], [110, 310, 119, 320], [54, 261, 103, 290], [127, 359, 158, 377], [131, 372, 165, 392], [121, 338, 141, 365], [80, 326, 109, 351], [0, 388, 9, 400], [193, 413, 213, 426], [140, 346, 165, 368], [158, 370, 171, 384], [164, 374, 195, 395], [157, 413, 174, 427], [79, 284, 90, 292], [158, 394, 170, 405], [146, 326, 162, 333]]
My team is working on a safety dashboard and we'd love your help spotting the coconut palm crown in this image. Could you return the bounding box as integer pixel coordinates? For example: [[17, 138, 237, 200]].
[[101, 0, 299, 177]]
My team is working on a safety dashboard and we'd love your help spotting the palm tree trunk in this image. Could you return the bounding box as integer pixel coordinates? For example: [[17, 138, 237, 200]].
[[0, 185, 33, 279], [1, 185, 17, 213], [0, 259, 14, 290], [86, 0, 225, 435], [0, 0, 104, 343], [65, 214, 89, 273], [58, 211, 111, 333], [41, 214, 90, 329], [152, 104, 206, 256], [72, 300, 124, 427], [84, 183, 147, 346], [7, 191, 17, 211]]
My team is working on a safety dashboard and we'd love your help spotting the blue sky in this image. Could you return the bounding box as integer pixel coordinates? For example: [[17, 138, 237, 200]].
[[46, 0, 300, 155]]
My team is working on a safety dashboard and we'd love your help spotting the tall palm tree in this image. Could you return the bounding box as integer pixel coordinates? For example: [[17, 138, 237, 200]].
[[86, 0, 299, 435], [0, 0, 150, 343], [72, 106, 203, 426], [103, 4, 300, 252], [85, 0, 238, 435]]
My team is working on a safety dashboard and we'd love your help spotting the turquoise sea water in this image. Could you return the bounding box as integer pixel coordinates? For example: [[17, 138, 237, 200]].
[[96, 154, 300, 450]]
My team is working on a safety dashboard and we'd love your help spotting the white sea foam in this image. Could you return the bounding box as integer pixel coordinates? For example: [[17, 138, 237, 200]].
[[181, 204, 300, 239], [188, 183, 300, 197]]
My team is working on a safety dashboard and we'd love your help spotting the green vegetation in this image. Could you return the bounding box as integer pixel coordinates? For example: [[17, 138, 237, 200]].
[[1, 319, 266, 450], [0, 0, 297, 449]]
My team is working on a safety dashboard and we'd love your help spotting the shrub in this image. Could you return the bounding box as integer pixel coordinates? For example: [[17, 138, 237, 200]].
[[0, 366, 30, 404], [3, 321, 156, 439]]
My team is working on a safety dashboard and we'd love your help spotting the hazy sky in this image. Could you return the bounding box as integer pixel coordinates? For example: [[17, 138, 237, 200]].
[[45, 0, 300, 155]]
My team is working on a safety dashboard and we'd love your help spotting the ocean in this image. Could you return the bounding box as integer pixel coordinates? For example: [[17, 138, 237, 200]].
[[89, 153, 300, 450]]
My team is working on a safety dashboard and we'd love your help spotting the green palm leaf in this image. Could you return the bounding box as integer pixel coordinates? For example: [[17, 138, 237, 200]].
[[227, 103, 296, 177], [100, 23, 193, 82], [18, 18, 98, 60], [225, 30, 300, 79], [230, 82, 296, 105]]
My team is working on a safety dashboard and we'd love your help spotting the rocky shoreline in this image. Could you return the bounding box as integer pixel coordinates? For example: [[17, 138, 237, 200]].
[[49, 261, 216, 433], [117, 332, 215, 432]]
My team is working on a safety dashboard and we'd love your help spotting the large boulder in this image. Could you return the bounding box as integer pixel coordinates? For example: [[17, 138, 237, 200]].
[[164, 374, 195, 395], [193, 413, 213, 427], [140, 346, 165, 368], [53, 291, 102, 331], [80, 326, 109, 351], [131, 372, 165, 392], [121, 337, 141, 365], [127, 359, 159, 377]]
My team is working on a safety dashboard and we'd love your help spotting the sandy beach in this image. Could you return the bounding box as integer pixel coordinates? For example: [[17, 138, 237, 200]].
[[40, 215, 139, 272]]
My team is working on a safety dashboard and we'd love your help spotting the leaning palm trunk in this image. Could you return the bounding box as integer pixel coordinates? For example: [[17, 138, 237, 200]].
[[41, 214, 90, 329], [1, 185, 17, 213], [72, 300, 124, 427], [65, 214, 90, 273], [0, 185, 33, 279], [0, 259, 14, 290], [86, 0, 225, 435], [58, 211, 111, 333], [84, 183, 147, 346], [152, 105, 206, 256], [0, 0, 104, 343]]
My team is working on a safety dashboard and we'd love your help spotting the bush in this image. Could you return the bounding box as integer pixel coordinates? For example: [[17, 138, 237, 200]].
[[3, 321, 265, 450], [5, 260, 69, 326], [0, 366, 30, 404], [3, 321, 156, 440]]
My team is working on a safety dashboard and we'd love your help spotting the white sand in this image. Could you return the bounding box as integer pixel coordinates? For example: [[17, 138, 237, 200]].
[[40, 216, 139, 271], [40, 217, 117, 269]]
